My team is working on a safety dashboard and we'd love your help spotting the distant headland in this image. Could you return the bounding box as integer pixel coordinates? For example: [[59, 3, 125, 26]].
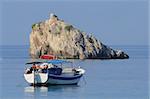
[[29, 13, 129, 59]]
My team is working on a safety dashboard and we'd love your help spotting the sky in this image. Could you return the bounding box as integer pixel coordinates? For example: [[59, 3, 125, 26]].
[[0, 0, 149, 46]]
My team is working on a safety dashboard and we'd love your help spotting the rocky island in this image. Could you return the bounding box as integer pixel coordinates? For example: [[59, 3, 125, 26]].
[[29, 13, 129, 59]]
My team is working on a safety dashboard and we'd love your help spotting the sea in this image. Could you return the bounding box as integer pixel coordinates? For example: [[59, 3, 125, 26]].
[[0, 45, 149, 99]]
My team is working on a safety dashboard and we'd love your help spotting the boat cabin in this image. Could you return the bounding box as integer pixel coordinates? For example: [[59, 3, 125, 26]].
[[25, 60, 76, 75]]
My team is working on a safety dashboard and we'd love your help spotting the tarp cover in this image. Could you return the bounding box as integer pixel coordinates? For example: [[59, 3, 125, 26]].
[[46, 60, 71, 64]]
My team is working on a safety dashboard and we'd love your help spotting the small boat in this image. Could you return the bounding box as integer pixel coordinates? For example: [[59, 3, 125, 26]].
[[40, 54, 56, 60], [24, 60, 85, 85]]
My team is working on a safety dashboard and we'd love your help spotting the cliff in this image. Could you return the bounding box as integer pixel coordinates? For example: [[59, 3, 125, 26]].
[[29, 13, 129, 59]]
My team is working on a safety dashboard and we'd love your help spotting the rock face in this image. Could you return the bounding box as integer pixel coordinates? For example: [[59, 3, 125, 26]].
[[29, 13, 129, 59]]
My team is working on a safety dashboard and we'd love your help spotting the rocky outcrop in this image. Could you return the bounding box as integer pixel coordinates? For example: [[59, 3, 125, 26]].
[[29, 13, 129, 59]]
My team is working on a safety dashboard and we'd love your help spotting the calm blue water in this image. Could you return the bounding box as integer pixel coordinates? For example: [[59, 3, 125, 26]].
[[0, 45, 149, 99]]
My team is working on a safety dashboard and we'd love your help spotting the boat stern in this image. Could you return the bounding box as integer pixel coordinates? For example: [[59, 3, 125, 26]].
[[24, 73, 48, 84]]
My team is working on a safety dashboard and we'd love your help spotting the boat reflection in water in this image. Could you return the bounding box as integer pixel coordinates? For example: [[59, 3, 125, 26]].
[[24, 85, 79, 97], [24, 85, 79, 93], [24, 86, 48, 97], [24, 86, 48, 93]]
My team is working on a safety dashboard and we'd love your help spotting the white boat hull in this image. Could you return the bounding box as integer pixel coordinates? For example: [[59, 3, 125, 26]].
[[24, 68, 85, 85]]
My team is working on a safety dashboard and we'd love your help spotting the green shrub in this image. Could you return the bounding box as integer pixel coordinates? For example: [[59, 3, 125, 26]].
[[65, 25, 73, 31], [58, 25, 62, 31], [32, 24, 36, 29], [39, 32, 43, 35]]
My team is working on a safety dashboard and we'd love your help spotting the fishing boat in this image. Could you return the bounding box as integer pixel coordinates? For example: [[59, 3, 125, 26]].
[[24, 60, 85, 85]]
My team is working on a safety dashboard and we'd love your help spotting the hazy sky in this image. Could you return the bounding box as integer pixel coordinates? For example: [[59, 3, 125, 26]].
[[0, 0, 148, 46]]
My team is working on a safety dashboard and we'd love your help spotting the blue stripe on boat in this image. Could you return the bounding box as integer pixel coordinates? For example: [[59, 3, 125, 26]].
[[48, 75, 82, 80]]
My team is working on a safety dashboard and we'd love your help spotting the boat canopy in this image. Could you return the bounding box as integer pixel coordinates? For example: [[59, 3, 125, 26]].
[[25, 60, 71, 65], [25, 61, 43, 65], [46, 60, 72, 64]]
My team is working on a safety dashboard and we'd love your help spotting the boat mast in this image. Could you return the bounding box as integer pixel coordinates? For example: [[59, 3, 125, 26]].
[[33, 69, 35, 86], [33, 63, 36, 86]]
